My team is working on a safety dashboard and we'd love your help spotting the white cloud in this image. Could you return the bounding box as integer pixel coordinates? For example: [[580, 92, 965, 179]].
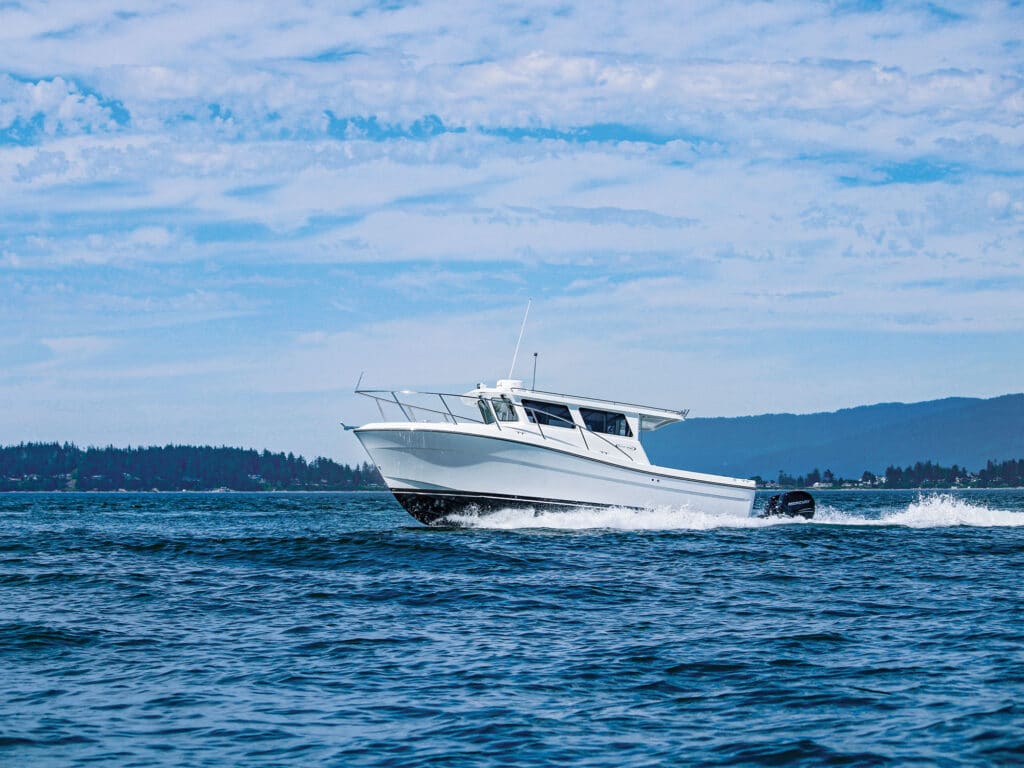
[[0, 75, 122, 137], [40, 334, 113, 357], [127, 226, 173, 246], [0, 1, 1022, 459]]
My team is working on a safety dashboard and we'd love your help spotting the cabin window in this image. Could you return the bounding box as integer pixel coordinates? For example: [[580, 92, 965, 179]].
[[477, 399, 495, 424], [579, 407, 633, 437], [521, 399, 575, 428], [491, 398, 518, 422]]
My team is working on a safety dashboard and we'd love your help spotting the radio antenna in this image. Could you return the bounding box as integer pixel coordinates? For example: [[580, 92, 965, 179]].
[[508, 299, 532, 380], [531, 352, 538, 390]]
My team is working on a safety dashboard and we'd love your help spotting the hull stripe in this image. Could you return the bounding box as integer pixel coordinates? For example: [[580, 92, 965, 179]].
[[397, 488, 623, 509], [390, 489, 627, 526]]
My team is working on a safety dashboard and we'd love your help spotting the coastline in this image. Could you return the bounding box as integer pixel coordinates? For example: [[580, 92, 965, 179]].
[[3, 487, 1022, 494], [0, 488, 389, 494]]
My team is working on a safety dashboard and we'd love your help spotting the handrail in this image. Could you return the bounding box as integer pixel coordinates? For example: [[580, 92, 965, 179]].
[[509, 385, 686, 419], [356, 389, 489, 426], [520, 404, 634, 462], [356, 386, 684, 418], [390, 391, 413, 422], [355, 388, 635, 461]]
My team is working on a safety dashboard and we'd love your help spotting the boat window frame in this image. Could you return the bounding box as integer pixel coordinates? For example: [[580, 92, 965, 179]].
[[477, 398, 496, 424], [579, 407, 634, 437], [521, 398, 576, 429], [491, 397, 518, 422]]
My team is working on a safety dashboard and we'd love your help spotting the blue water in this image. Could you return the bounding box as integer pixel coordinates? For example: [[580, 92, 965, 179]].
[[2, 490, 1023, 766]]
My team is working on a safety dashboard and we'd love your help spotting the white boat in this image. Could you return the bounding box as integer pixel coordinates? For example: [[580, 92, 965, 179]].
[[351, 378, 756, 525]]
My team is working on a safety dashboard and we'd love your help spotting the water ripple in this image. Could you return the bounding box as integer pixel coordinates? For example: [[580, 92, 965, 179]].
[[1, 490, 1023, 766]]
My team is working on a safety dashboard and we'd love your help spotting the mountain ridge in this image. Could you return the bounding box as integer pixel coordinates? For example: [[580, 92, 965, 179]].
[[642, 393, 1024, 479]]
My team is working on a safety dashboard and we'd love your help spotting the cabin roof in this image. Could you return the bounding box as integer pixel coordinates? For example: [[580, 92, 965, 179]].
[[468, 381, 687, 431]]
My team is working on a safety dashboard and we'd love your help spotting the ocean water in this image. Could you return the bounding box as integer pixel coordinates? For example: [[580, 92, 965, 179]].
[[2, 490, 1023, 766]]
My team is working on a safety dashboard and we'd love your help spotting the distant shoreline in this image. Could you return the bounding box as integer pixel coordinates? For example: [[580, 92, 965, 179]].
[[0, 488, 388, 494], [757, 489, 1024, 495], [3, 487, 1022, 495], [0, 443, 385, 493]]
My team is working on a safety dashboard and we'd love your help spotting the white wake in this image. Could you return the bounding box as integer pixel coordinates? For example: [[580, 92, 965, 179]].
[[445, 505, 777, 531], [444, 494, 1024, 531], [814, 494, 1024, 529]]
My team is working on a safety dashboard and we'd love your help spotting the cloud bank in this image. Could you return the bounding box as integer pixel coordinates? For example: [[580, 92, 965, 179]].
[[1, 1, 1022, 461]]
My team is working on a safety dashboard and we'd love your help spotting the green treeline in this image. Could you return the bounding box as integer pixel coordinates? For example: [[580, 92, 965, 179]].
[[0, 442, 384, 492], [765, 458, 1024, 489], [7, 442, 1022, 492], [883, 459, 1024, 488]]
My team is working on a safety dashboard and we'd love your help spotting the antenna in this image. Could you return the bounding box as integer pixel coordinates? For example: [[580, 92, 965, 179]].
[[531, 352, 538, 390], [508, 299, 532, 379]]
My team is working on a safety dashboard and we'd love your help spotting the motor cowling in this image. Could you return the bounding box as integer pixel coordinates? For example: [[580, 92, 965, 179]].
[[761, 490, 815, 519]]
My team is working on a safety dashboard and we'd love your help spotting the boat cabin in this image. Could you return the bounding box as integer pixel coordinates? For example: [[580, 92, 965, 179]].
[[467, 379, 687, 464]]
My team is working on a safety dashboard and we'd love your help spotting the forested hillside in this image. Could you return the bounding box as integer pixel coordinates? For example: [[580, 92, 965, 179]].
[[644, 393, 1024, 479], [0, 443, 383, 492], [767, 458, 1024, 489]]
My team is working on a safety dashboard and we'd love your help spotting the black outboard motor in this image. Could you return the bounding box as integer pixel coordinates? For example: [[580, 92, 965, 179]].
[[761, 490, 815, 519]]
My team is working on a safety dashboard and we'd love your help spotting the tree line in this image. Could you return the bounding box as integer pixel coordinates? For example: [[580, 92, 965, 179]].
[[0, 443, 384, 492], [760, 458, 1024, 489]]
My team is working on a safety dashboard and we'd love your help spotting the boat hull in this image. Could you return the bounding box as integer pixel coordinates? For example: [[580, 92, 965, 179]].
[[390, 489, 623, 525], [355, 426, 755, 525]]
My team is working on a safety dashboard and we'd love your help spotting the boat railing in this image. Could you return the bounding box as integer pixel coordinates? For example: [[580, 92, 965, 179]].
[[356, 388, 636, 462], [355, 389, 490, 427], [519, 404, 635, 462]]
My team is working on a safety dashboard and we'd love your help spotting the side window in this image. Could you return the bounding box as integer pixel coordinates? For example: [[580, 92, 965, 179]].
[[579, 407, 633, 437], [491, 398, 518, 422], [477, 399, 495, 424], [521, 399, 575, 429]]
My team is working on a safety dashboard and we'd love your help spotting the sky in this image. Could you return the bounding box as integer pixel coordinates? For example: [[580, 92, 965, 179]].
[[1, 0, 1022, 465]]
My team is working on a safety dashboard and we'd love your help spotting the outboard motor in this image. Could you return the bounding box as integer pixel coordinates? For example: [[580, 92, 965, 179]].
[[761, 490, 815, 520]]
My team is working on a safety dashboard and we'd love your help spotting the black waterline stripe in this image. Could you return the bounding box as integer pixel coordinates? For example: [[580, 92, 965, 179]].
[[392, 489, 624, 510]]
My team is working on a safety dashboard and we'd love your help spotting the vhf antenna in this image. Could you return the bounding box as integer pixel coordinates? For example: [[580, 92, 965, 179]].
[[532, 352, 538, 390], [508, 299, 532, 379]]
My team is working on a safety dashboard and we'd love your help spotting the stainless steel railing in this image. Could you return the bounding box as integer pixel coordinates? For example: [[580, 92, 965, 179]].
[[355, 388, 637, 462], [355, 389, 487, 426]]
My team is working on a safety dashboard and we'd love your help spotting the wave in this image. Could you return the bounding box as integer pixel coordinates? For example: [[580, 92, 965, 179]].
[[815, 493, 1024, 529], [445, 494, 1024, 531], [446, 505, 799, 531]]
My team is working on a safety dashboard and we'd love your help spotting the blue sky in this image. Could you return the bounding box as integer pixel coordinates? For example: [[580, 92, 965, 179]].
[[1, 0, 1022, 464]]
